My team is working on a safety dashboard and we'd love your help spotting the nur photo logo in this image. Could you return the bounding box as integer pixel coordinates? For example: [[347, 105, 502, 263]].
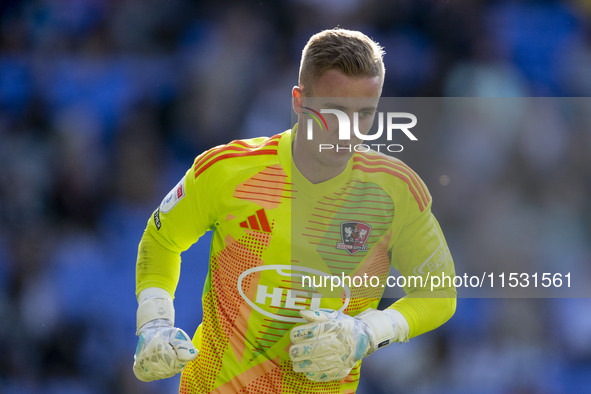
[[303, 106, 418, 153]]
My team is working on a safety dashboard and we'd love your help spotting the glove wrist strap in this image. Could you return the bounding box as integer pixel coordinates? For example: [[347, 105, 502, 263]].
[[384, 308, 410, 342], [136, 287, 175, 333], [356, 308, 409, 354]]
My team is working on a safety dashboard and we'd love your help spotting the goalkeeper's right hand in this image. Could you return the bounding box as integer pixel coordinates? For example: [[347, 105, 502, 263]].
[[133, 288, 197, 382]]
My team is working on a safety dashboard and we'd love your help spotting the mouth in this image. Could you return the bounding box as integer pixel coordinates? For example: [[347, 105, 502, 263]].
[[334, 144, 353, 153], [317, 142, 357, 155]]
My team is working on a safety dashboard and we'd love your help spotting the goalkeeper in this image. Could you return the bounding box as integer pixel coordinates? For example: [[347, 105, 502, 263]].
[[133, 28, 456, 393]]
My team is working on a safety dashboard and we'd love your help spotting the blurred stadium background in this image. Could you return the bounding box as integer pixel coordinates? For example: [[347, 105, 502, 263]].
[[1, 0, 590, 393]]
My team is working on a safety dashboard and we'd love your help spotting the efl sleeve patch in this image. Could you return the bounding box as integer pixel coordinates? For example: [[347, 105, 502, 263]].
[[160, 176, 185, 213]]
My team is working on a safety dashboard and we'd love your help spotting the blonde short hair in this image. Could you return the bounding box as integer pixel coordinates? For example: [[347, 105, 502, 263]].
[[299, 28, 385, 95]]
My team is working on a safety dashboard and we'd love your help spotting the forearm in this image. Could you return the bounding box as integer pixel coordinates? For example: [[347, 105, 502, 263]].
[[136, 229, 182, 298], [388, 288, 456, 339]]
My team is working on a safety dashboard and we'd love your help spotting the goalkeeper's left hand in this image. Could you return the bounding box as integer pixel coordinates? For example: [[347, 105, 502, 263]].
[[289, 308, 409, 382]]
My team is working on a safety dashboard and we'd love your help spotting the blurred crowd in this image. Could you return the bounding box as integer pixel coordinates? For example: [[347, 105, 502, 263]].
[[0, 0, 590, 393]]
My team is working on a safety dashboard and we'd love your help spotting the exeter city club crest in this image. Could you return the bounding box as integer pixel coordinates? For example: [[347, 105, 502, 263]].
[[336, 221, 372, 255]]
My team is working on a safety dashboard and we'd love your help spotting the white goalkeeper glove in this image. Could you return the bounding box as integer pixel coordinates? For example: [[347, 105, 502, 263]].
[[133, 287, 198, 382], [289, 308, 409, 382]]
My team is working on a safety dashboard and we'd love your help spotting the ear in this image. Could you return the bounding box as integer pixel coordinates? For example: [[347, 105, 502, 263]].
[[292, 86, 304, 116]]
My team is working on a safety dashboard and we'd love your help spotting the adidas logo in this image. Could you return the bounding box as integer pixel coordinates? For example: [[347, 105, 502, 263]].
[[239, 209, 272, 233]]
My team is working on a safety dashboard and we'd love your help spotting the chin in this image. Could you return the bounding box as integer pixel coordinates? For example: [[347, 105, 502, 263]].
[[317, 149, 353, 168]]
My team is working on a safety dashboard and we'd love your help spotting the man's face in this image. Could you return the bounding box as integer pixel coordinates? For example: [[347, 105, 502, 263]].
[[297, 69, 383, 169]]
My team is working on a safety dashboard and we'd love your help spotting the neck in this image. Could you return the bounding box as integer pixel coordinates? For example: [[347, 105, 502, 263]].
[[291, 128, 348, 184]]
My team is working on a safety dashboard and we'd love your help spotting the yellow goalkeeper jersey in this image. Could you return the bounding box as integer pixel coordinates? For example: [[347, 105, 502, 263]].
[[136, 128, 456, 393]]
